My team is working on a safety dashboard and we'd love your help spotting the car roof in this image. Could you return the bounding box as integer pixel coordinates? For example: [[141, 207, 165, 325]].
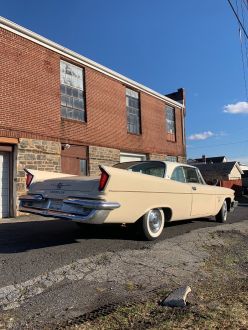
[[113, 160, 196, 174]]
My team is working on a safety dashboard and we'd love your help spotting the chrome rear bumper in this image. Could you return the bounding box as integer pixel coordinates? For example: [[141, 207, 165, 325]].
[[19, 195, 120, 223]]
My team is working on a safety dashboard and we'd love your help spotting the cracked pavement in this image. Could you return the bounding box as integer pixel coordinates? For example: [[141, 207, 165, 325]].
[[0, 204, 248, 329]]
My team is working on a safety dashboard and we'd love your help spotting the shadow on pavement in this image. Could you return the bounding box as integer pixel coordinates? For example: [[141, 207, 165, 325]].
[[1, 202, 246, 254], [0, 219, 152, 254]]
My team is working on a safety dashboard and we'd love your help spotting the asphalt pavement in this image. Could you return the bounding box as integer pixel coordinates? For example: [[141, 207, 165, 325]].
[[0, 200, 247, 288]]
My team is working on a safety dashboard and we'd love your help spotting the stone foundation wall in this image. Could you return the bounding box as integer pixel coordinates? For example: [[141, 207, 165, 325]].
[[17, 138, 61, 203], [148, 153, 166, 161], [178, 156, 187, 164], [88, 146, 120, 176]]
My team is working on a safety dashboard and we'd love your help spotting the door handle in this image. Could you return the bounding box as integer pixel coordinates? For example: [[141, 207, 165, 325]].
[[192, 186, 197, 191]]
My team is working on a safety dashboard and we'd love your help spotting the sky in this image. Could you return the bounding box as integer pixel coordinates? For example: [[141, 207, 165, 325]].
[[1, 0, 248, 163]]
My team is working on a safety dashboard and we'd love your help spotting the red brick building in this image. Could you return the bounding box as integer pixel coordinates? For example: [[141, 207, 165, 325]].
[[0, 17, 186, 218]]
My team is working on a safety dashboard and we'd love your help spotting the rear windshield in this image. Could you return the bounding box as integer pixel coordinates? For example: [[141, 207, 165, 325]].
[[113, 161, 166, 178]]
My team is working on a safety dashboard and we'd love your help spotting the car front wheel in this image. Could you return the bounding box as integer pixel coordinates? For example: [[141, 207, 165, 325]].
[[139, 208, 165, 240], [215, 200, 228, 223]]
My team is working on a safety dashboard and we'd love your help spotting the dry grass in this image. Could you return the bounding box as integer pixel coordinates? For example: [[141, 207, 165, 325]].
[[71, 230, 248, 330]]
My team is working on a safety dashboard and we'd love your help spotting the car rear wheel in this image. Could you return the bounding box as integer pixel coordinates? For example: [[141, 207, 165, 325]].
[[215, 200, 228, 223], [139, 208, 165, 240]]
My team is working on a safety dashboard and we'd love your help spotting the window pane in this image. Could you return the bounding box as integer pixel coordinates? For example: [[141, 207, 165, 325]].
[[73, 88, 78, 98], [60, 60, 85, 122], [127, 161, 166, 178], [66, 86, 72, 96], [166, 106, 175, 134], [60, 61, 84, 90], [78, 111, 85, 121], [184, 167, 200, 183], [61, 84, 66, 94], [61, 106, 67, 118], [78, 90, 84, 99], [61, 95, 67, 106], [171, 167, 185, 182], [126, 88, 140, 134]]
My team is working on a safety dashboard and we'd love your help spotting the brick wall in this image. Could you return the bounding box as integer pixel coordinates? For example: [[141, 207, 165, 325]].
[[88, 146, 120, 176], [17, 138, 61, 199], [0, 27, 186, 160]]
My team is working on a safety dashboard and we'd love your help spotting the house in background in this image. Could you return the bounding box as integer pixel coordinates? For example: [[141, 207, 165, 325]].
[[190, 156, 244, 196], [189, 155, 227, 164], [239, 163, 248, 193], [0, 17, 186, 218]]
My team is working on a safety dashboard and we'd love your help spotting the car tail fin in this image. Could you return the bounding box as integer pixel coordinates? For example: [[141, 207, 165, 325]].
[[24, 169, 34, 188], [98, 166, 110, 191]]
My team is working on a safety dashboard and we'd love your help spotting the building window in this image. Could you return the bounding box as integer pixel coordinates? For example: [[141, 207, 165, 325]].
[[60, 61, 85, 121], [166, 105, 176, 141], [166, 156, 177, 162], [126, 88, 141, 134]]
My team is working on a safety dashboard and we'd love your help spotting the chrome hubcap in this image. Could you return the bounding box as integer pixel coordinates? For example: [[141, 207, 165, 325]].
[[148, 209, 162, 233]]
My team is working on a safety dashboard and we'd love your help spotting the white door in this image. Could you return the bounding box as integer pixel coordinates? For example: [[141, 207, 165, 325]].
[[120, 152, 146, 163], [0, 152, 9, 218]]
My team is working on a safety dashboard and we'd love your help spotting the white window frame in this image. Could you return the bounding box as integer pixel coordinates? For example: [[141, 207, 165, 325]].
[[60, 60, 85, 122]]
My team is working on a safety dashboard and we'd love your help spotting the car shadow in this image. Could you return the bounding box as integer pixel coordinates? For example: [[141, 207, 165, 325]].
[[0, 215, 220, 254], [0, 219, 149, 254]]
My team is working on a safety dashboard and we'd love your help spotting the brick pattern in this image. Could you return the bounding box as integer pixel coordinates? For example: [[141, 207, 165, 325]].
[[89, 146, 120, 176], [17, 138, 61, 199], [0, 28, 186, 159]]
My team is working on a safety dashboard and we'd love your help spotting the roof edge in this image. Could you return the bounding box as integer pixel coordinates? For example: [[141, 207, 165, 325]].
[[0, 16, 184, 109]]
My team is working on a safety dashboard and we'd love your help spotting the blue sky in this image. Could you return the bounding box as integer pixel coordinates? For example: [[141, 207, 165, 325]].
[[1, 0, 248, 163]]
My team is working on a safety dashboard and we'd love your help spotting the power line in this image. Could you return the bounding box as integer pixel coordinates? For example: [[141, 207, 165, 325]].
[[240, 0, 248, 65], [237, 0, 248, 100], [240, 0, 248, 78], [241, 0, 248, 11], [227, 0, 248, 39]]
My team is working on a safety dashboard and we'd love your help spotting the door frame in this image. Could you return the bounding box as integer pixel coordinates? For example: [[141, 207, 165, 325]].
[[0, 145, 14, 218]]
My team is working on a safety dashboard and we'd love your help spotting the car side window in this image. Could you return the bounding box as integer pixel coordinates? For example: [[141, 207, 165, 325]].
[[196, 169, 206, 184], [183, 167, 200, 184], [171, 166, 186, 183], [128, 162, 166, 178]]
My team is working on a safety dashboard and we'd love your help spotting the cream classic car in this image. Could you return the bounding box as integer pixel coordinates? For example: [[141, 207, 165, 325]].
[[19, 161, 238, 240]]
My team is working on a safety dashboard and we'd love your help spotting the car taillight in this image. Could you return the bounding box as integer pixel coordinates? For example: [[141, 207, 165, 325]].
[[24, 169, 34, 188], [98, 168, 109, 191]]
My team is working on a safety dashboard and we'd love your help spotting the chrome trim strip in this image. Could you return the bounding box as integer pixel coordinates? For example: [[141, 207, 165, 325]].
[[19, 194, 44, 201], [63, 198, 120, 210], [19, 206, 99, 222]]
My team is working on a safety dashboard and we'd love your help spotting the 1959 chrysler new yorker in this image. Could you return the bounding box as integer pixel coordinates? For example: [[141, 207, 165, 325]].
[[19, 161, 238, 240]]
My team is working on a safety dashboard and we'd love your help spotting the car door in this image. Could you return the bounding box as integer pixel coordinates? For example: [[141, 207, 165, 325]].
[[170, 166, 192, 220], [183, 166, 216, 217]]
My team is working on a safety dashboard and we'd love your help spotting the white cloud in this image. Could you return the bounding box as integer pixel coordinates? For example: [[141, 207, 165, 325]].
[[187, 131, 215, 141], [223, 101, 248, 114]]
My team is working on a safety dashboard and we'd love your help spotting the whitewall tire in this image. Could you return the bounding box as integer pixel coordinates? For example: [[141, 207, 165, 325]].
[[215, 200, 228, 223], [140, 208, 165, 240]]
